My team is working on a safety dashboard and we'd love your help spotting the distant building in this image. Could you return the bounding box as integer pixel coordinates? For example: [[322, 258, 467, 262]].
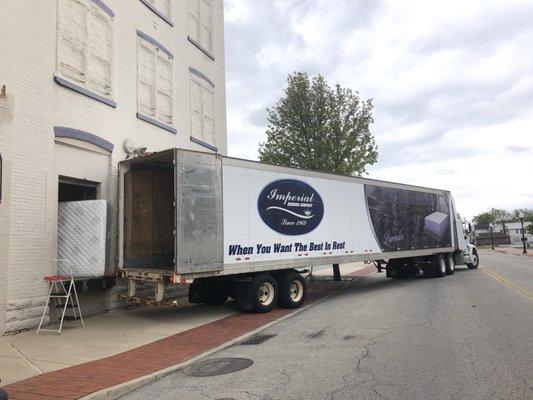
[[474, 220, 532, 247], [475, 232, 511, 246], [495, 220, 532, 247]]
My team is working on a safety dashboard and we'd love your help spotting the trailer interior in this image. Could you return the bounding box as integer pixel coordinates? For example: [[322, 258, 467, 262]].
[[122, 151, 175, 271]]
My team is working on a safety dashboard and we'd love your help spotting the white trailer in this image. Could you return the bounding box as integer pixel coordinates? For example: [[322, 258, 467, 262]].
[[118, 148, 479, 312]]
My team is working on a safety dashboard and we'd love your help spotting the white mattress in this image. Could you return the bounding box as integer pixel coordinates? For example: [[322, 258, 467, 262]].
[[57, 200, 107, 278]]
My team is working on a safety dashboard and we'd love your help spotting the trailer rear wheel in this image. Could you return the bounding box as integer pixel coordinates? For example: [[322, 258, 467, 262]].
[[251, 275, 278, 313], [435, 255, 446, 278], [278, 272, 307, 309], [446, 254, 455, 275]]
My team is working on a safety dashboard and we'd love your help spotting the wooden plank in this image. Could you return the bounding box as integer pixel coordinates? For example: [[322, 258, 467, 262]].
[[131, 168, 153, 258], [152, 169, 174, 257]]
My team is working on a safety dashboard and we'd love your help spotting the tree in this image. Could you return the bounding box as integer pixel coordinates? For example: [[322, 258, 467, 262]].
[[513, 208, 533, 235], [472, 212, 495, 227], [511, 208, 533, 221], [473, 208, 512, 227], [258, 72, 378, 176]]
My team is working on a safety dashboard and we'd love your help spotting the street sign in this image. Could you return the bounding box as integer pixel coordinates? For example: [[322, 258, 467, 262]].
[[521, 237, 528, 242]]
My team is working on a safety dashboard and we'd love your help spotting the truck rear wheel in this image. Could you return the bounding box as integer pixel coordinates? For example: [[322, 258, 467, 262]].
[[446, 254, 455, 275], [278, 272, 307, 309], [251, 274, 278, 313], [435, 255, 446, 278]]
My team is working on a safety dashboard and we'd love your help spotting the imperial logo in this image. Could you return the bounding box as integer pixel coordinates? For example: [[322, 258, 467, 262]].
[[258, 179, 324, 235]]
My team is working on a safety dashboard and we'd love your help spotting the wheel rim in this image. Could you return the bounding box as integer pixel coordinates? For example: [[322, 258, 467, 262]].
[[289, 280, 304, 302], [472, 254, 478, 266], [258, 282, 275, 306], [448, 256, 455, 271], [440, 258, 446, 274]]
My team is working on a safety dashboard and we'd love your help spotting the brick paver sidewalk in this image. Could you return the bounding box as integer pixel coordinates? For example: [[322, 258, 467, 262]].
[[4, 265, 376, 400]]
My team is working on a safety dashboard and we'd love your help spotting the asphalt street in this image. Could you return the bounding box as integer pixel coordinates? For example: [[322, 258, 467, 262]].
[[123, 250, 532, 400]]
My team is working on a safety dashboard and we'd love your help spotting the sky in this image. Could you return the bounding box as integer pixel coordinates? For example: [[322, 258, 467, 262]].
[[223, 0, 533, 220]]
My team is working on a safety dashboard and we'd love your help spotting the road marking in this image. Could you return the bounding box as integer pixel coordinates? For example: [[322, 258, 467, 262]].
[[480, 267, 532, 300]]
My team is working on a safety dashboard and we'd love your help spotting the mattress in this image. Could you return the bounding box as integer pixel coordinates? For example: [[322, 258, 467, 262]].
[[57, 200, 107, 278]]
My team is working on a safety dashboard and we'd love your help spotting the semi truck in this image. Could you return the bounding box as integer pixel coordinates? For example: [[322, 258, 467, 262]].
[[118, 148, 479, 313]]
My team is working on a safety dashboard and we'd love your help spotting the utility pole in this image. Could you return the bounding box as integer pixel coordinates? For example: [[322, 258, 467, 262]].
[[519, 212, 527, 254]]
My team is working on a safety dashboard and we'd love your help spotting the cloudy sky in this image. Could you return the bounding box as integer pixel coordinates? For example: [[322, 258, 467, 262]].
[[223, 0, 533, 219]]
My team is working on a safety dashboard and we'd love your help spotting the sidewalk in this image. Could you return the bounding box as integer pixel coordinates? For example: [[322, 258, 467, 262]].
[[1, 263, 375, 399], [492, 247, 533, 257]]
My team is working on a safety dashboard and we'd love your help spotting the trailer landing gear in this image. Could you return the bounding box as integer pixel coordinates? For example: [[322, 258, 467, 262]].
[[375, 260, 385, 273]]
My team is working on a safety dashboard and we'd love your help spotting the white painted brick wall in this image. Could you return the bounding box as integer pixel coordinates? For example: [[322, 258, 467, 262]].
[[0, 0, 227, 333]]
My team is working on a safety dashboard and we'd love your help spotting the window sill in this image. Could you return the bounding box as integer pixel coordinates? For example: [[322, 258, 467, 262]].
[[139, 0, 174, 26], [137, 113, 177, 134], [187, 36, 215, 61], [54, 76, 116, 108], [190, 136, 218, 152]]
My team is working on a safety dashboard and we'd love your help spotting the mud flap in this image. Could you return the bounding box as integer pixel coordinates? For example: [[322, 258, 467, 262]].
[[188, 281, 203, 304], [235, 278, 253, 311]]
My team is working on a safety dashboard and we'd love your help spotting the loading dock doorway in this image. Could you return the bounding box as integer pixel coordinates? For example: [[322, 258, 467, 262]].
[[58, 177, 98, 203], [52, 139, 112, 275]]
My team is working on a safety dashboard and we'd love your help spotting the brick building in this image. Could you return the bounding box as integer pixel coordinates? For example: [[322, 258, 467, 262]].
[[0, 0, 227, 333]]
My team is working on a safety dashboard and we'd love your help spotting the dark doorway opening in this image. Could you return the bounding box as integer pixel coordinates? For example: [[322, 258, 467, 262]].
[[58, 178, 98, 202]]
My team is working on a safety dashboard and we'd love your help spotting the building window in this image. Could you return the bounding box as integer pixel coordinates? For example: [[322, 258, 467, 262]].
[[189, 68, 215, 149], [56, 0, 115, 106], [140, 0, 173, 26], [188, 0, 214, 59], [137, 32, 176, 134]]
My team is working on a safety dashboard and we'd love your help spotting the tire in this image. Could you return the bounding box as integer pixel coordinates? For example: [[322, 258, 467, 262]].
[[277, 272, 307, 309], [467, 249, 479, 269], [446, 254, 456, 275], [251, 274, 278, 313], [435, 255, 446, 278]]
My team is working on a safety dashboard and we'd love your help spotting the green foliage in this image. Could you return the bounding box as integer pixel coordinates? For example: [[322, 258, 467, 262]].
[[527, 225, 533, 235], [474, 207, 533, 227], [472, 212, 494, 226], [258, 72, 378, 177], [511, 208, 533, 221], [473, 208, 511, 226]]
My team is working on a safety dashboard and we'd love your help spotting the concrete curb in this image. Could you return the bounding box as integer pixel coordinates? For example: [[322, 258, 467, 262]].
[[83, 275, 366, 400]]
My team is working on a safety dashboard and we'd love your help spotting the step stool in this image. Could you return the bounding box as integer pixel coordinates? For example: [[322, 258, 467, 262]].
[[37, 259, 84, 335]]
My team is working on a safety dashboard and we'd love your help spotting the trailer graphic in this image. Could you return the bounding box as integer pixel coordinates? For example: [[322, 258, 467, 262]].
[[118, 149, 479, 312], [257, 179, 324, 235], [364, 184, 452, 252]]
